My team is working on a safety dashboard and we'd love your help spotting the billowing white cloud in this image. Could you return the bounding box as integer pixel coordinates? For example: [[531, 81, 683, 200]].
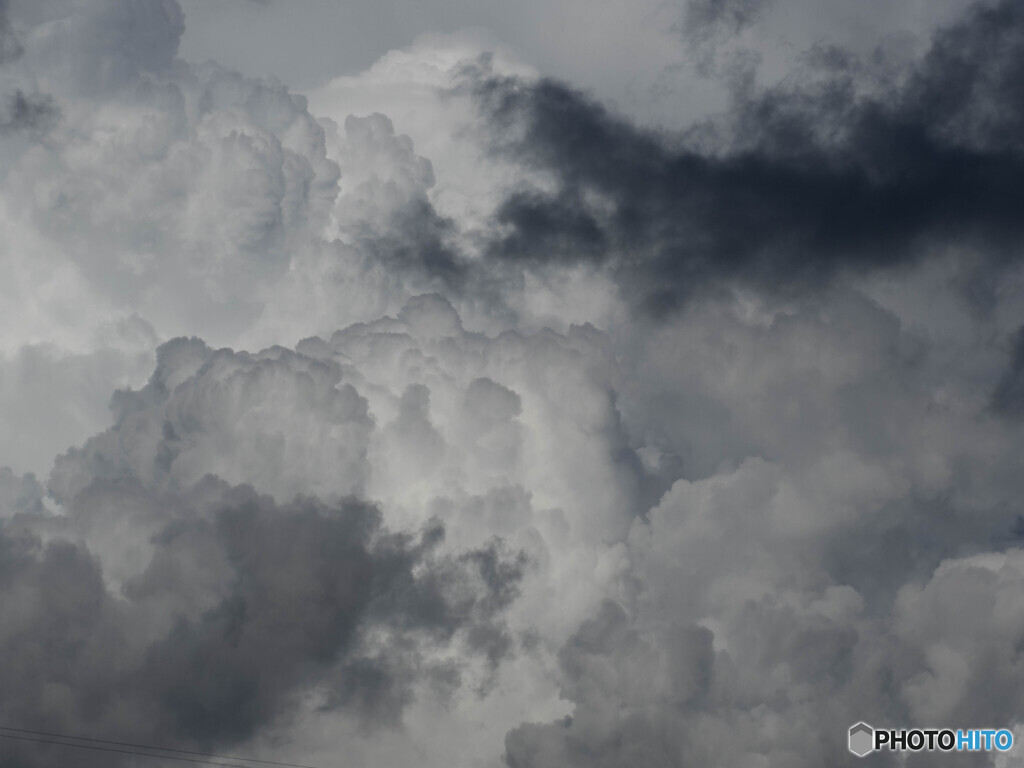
[[0, 4, 508, 475]]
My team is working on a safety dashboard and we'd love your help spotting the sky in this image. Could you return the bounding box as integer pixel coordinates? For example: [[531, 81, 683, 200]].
[[2, 1, 1024, 767]]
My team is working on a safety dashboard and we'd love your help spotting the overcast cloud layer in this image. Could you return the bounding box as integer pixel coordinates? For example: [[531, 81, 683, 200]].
[[2, 1, 1024, 767]]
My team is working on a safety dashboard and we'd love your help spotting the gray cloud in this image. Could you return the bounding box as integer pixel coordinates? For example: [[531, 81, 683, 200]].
[[0, 471, 524, 767], [5, 0, 1024, 766], [11, 0, 184, 97], [991, 324, 1024, 417], [49, 337, 374, 505], [0, 467, 43, 517], [456, 0, 1024, 316], [0, 1, 56, 137], [0, 0, 21, 64], [682, 0, 774, 44], [0, 337, 156, 477], [0, 89, 57, 134], [1, 292, 656, 764], [505, 600, 718, 768], [332, 113, 467, 290]]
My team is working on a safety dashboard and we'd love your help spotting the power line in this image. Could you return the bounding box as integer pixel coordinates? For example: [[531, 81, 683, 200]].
[[0, 732, 257, 766], [0, 726, 322, 768]]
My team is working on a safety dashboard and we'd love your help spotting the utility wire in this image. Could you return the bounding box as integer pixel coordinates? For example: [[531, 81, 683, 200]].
[[0, 726, 322, 768], [0, 732, 257, 766]]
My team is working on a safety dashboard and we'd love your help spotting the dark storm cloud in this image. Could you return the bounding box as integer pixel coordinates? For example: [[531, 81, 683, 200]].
[[0, 477, 524, 766], [464, 0, 1024, 315]]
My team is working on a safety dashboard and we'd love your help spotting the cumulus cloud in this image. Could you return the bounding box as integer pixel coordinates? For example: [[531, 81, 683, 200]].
[[49, 337, 374, 505], [0, 292, 647, 764], [10, 277, 1024, 767], [495, 246, 1024, 764], [0, 1, 504, 475], [4, 0, 1024, 766], [0, 477, 525, 767]]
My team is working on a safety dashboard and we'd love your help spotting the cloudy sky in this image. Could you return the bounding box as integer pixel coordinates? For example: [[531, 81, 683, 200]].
[[2, 0, 1024, 766]]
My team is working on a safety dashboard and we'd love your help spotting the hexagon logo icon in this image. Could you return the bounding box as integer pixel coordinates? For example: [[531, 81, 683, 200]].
[[849, 722, 874, 757]]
